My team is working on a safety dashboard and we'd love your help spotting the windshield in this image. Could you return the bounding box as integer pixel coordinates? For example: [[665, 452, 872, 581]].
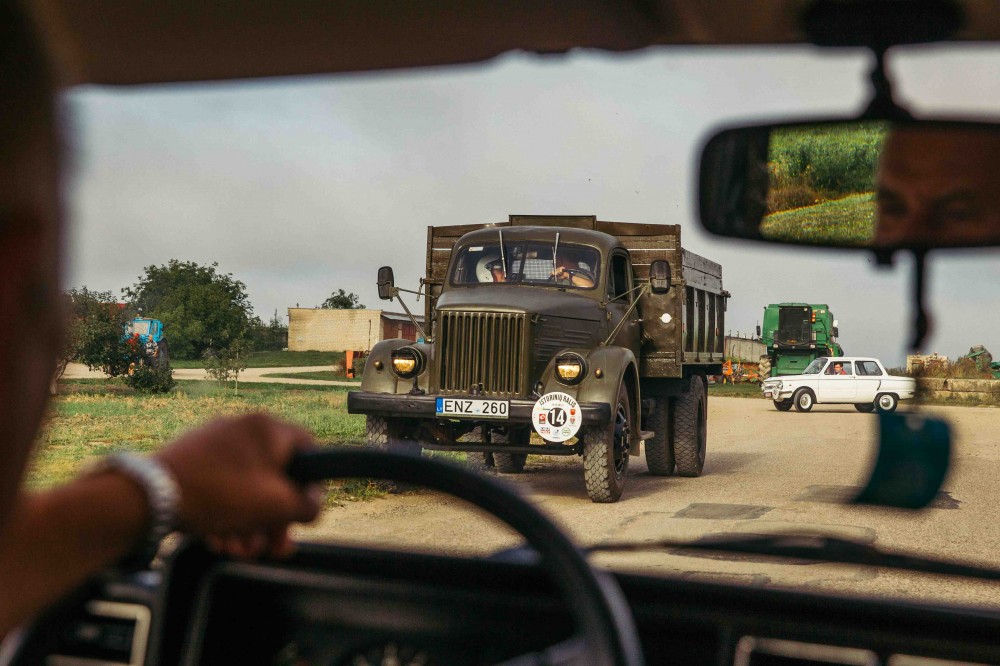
[[802, 358, 826, 374], [450, 241, 600, 289], [51, 46, 1000, 611]]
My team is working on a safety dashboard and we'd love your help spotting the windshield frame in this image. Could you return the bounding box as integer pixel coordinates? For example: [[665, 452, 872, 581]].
[[802, 358, 828, 375], [448, 240, 602, 290]]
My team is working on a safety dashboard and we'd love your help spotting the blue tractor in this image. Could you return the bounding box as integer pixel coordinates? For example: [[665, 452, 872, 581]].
[[124, 317, 170, 369]]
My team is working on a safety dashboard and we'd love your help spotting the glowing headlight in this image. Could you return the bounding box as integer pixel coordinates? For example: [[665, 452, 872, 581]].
[[555, 354, 586, 385], [390, 347, 423, 378]]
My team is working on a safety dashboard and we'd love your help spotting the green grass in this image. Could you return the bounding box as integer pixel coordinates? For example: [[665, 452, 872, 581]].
[[32, 380, 365, 491], [260, 371, 360, 383], [708, 383, 764, 398], [761, 192, 876, 247], [168, 350, 345, 369]]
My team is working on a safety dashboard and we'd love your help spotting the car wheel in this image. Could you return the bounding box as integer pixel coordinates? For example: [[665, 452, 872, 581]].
[[673, 375, 707, 477], [793, 388, 815, 413], [365, 415, 421, 455], [644, 396, 674, 476], [876, 393, 899, 413], [582, 382, 631, 503], [774, 400, 793, 412], [492, 427, 528, 473], [854, 403, 876, 413]]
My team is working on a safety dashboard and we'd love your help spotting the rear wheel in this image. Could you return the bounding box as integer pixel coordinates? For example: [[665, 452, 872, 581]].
[[462, 427, 495, 472], [876, 393, 899, 413], [673, 375, 707, 477], [493, 427, 529, 473], [854, 403, 876, 413], [582, 382, 632, 503], [365, 415, 421, 455], [644, 396, 674, 476], [774, 400, 793, 412], [793, 388, 815, 413]]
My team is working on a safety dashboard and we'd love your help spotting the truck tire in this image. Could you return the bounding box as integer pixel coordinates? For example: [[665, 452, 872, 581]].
[[462, 427, 495, 472], [492, 427, 528, 474], [673, 375, 707, 477], [854, 403, 876, 413], [582, 382, 631, 503], [365, 415, 421, 456], [774, 400, 793, 412], [793, 388, 815, 413], [644, 397, 674, 476], [876, 393, 899, 413]]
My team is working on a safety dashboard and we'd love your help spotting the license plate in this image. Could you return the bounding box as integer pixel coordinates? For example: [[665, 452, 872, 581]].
[[436, 397, 509, 419], [765, 390, 776, 399]]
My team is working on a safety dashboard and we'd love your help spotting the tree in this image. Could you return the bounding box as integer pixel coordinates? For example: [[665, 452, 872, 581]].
[[62, 287, 136, 378], [321, 289, 365, 309], [123, 260, 255, 360], [202, 338, 252, 394]]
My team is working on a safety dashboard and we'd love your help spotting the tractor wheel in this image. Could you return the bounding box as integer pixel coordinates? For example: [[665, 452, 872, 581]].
[[644, 396, 674, 476], [758, 355, 772, 379], [673, 375, 707, 477], [582, 382, 632, 503]]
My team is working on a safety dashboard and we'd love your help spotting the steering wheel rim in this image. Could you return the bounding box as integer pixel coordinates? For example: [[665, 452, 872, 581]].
[[285, 449, 644, 666]]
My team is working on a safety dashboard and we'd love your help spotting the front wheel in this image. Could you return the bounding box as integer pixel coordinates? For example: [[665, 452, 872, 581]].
[[673, 375, 707, 477], [854, 403, 876, 413], [876, 393, 899, 413], [793, 388, 815, 413], [582, 383, 631, 503], [365, 415, 421, 455], [774, 400, 793, 412]]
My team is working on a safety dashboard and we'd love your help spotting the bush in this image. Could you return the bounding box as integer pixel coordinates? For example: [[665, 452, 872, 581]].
[[202, 339, 252, 391], [353, 354, 367, 377], [126, 363, 176, 393]]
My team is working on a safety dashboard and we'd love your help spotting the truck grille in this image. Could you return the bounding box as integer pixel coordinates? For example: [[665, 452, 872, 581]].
[[437, 311, 528, 397]]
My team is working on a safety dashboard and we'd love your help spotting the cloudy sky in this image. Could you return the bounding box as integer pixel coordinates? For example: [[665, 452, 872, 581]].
[[63, 45, 1000, 366]]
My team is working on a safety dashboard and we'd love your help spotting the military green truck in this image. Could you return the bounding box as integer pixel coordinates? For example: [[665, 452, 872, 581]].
[[347, 215, 728, 503], [759, 302, 843, 377]]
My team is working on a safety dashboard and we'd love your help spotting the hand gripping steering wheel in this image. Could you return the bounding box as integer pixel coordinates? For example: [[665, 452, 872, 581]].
[[287, 449, 644, 666]]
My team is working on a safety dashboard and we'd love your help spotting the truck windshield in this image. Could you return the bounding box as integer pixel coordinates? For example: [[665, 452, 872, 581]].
[[776, 306, 812, 344], [450, 241, 600, 289], [802, 358, 826, 374], [130, 320, 150, 336]]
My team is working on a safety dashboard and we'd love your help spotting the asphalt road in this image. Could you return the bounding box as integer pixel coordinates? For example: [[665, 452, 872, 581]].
[[296, 397, 1000, 610]]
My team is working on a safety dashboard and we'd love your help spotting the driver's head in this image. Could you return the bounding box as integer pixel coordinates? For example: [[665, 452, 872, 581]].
[[876, 127, 1000, 247], [834, 363, 843, 372], [0, 2, 64, 521]]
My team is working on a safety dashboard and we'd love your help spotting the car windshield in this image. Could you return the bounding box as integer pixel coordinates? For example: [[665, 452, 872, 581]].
[[450, 241, 600, 288], [802, 359, 826, 374], [55, 44, 1000, 611]]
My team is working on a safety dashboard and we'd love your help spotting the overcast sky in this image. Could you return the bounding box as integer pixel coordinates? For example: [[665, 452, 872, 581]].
[[63, 45, 1000, 367]]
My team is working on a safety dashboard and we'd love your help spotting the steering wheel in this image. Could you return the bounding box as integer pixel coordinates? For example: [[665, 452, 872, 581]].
[[281, 449, 644, 666]]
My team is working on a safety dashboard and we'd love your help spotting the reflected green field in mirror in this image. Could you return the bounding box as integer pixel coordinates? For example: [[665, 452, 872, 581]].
[[762, 192, 876, 246]]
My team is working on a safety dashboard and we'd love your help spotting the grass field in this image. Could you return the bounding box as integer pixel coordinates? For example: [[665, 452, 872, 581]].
[[761, 192, 876, 246], [708, 383, 763, 398], [261, 371, 360, 382], [169, 350, 345, 369]]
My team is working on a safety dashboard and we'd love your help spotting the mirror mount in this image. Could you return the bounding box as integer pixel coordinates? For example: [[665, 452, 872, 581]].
[[860, 46, 914, 122]]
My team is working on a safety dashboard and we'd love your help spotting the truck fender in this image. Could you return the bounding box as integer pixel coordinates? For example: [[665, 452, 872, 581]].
[[538, 346, 640, 427], [361, 338, 433, 394]]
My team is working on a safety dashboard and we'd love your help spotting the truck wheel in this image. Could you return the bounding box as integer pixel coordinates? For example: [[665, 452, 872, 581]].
[[461, 427, 495, 472], [365, 415, 421, 456], [854, 403, 876, 413], [673, 375, 707, 477], [793, 388, 815, 413], [774, 400, 793, 412], [492, 427, 529, 474], [876, 393, 899, 413], [582, 383, 631, 503], [644, 397, 674, 476]]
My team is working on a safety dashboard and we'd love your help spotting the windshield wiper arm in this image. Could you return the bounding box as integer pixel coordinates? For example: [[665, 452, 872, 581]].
[[586, 533, 1000, 583]]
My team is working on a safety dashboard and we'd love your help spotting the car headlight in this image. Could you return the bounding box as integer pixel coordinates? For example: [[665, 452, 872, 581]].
[[390, 347, 424, 378], [554, 353, 586, 385]]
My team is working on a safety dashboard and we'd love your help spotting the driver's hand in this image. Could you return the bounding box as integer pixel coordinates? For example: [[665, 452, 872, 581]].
[[153, 414, 323, 559]]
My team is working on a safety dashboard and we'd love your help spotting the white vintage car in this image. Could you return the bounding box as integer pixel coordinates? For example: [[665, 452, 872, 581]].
[[761, 357, 917, 413]]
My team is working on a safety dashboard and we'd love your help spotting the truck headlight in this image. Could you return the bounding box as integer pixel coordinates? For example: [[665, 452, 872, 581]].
[[390, 347, 424, 378], [555, 353, 586, 385]]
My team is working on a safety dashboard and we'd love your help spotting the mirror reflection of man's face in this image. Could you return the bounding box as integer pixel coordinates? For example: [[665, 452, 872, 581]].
[[875, 128, 1000, 247]]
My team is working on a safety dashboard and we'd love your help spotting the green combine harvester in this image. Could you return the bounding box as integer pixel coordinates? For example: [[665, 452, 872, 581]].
[[759, 303, 843, 378], [963, 345, 1000, 379]]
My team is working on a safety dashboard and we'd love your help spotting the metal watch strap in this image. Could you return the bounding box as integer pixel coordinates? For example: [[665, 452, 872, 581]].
[[92, 453, 180, 568]]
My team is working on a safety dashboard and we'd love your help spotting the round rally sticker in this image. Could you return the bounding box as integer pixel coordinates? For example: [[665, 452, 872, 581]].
[[531, 391, 582, 443]]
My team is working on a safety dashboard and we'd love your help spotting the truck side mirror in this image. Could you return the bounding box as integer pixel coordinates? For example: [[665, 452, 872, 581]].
[[649, 260, 671, 294], [377, 266, 395, 301]]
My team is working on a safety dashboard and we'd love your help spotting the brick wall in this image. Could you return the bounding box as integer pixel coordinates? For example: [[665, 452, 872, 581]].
[[287, 309, 384, 351]]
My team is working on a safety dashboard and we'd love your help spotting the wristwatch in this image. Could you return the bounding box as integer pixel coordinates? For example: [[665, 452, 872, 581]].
[[91, 453, 181, 569]]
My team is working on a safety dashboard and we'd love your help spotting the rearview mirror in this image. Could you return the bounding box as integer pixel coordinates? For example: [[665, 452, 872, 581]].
[[699, 119, 1000, 250], [377, 266, 395, 301], [649, 260, 671, 294]]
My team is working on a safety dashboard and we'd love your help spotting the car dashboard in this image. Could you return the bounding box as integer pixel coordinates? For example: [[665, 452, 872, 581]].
[[12, 541, 1000, 666]]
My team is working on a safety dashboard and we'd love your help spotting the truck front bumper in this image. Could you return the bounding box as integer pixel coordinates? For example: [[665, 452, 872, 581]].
[[347, 391, 612, 426]]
